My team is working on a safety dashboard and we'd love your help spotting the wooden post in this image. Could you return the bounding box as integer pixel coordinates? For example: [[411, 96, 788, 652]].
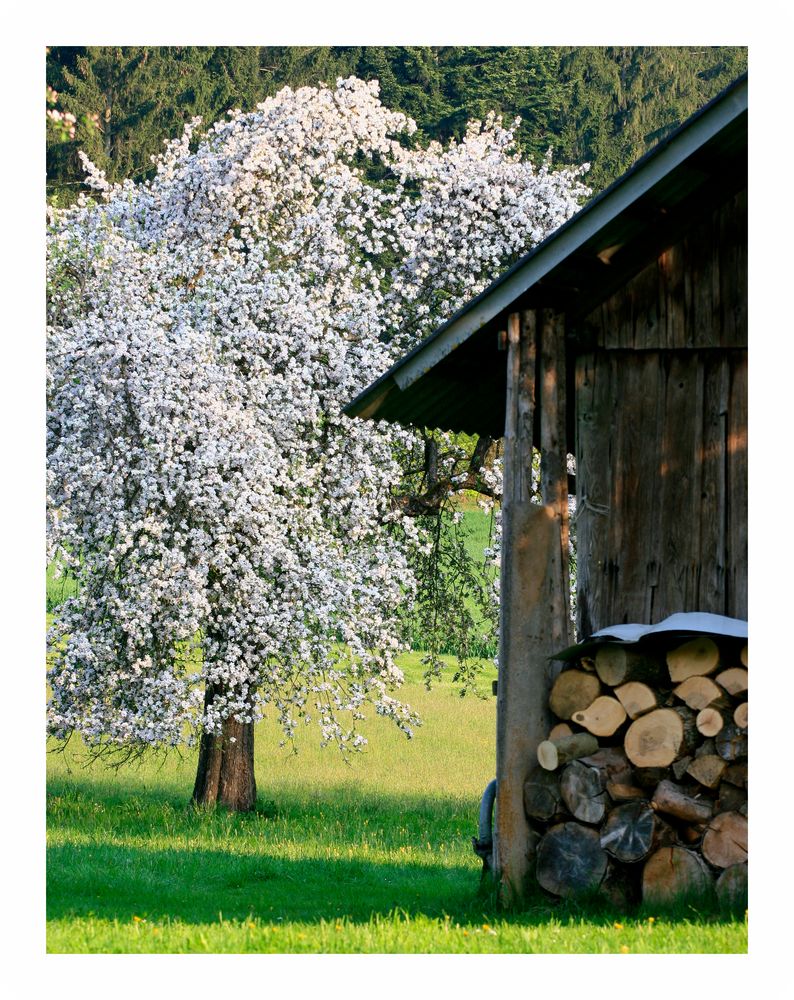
[[493, 308, 570, 906]]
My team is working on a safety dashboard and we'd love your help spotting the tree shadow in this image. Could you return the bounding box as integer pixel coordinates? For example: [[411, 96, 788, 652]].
[[47, 781, 741, 929]]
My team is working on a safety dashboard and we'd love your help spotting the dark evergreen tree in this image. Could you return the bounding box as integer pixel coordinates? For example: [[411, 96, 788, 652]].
[[46, 46, 748, 204]]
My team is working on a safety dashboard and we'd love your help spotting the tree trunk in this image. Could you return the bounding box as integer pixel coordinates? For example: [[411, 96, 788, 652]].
[[192, 686, 257, 812]]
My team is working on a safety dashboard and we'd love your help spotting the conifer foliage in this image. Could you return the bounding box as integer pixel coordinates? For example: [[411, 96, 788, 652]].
[[47, 46, 747, 203]]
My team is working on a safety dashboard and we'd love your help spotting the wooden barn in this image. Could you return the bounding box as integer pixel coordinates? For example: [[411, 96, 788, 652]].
[[345, 74, 748, 903]]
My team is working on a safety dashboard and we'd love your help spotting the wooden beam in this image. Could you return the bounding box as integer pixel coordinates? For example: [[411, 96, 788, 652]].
[[493, 309, 571, 906]]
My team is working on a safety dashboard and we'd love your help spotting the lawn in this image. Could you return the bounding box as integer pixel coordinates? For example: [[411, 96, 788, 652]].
[[46, 652, 747, 954]]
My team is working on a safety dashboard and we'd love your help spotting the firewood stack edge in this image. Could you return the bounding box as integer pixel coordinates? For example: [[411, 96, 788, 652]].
[[526, 634, 748, 910]]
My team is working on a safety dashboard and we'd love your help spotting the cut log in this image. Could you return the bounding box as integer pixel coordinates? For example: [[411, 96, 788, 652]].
[[672, 756, 693, 781], [580, 655, 596, 673], [537, 732, 599, 771], [696, 706, 730, 738], [695, 738, 717, 758], [733, 702, 748, 730], [651, 779, 713, 823], [666, 636, 720, 683], [600, 860, 641, 909], [614, 681, 658, 720], [634, 766, 671, 790], [642, 847, 714, 906], [716, 863, 748, 914], [548, 722, 574, 741], [715, 722, 748, 762], [686, 754, 727, 790], [739, 644, 748, 668], [624, 707, 698, 768], [715, 782, 747, 814], [722, 762, 748, 789], [579, 747, 634, 786], [679, 822, 708, 846], [523, 767, 564, 823], [594, 645, 663, 687], [600, 800, 675, 863], [572, 696, 627, 737], [702, 811, 748, 868], [535, 822, 608, 898], [548, 669, 602, 720], [560, 760, 608, 824], [606, 782, 647, 803], [673, 676, 729, 711], [715, 667, 748, 697]]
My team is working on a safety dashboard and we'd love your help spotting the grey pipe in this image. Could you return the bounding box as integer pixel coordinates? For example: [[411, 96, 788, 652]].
[[478, 778, 497, 843], [472, 778, 496, 872]]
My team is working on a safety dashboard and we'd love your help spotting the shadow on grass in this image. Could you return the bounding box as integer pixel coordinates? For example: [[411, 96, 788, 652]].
[[46, 780, 739, 929], [48, 842, 491, 925]]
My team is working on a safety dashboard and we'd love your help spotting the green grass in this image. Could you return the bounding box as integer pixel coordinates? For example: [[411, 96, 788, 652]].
[[46, 652, 747, 954], [46, 559, 79, 612]]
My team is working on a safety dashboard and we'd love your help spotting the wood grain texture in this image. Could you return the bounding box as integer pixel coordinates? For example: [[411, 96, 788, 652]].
[[573, 190, 747, 632]]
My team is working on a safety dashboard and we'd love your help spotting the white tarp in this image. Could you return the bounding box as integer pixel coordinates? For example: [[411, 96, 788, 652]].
[[591, 612, 748, 643], [552, 611, 747, 661]]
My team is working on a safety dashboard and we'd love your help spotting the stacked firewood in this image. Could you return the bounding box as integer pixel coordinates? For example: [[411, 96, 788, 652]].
[[525, 635, 748, 909]]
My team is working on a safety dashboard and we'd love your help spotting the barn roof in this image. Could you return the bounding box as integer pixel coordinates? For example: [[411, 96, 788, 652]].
[[343, 74, 748, 438]]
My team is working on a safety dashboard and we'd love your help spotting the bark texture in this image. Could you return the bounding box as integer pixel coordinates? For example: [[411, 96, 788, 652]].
[[192, 687, 257, 811]]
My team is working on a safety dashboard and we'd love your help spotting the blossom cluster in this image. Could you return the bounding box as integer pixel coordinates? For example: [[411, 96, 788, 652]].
[[47, 78, 588, 754]]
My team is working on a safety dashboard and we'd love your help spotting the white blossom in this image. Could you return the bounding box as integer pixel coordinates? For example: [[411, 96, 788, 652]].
[[46, 78, 588, 755]]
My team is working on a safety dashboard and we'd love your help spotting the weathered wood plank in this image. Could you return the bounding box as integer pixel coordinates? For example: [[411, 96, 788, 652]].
[[655, 352, 704, 618], [585, 188, 745, 352], [539, 308, 571, 647], [726, 352, 748, 618], [690, 207, 716, 347], [494, 501, 563, 904], [516, 309, 537, 502], [575, 350, 615, 636], [698, 352, 730, 613]]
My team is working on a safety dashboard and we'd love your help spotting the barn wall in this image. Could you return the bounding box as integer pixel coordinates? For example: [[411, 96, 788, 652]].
[[574, 190, 747, 636], [582, 189, 747, 352]]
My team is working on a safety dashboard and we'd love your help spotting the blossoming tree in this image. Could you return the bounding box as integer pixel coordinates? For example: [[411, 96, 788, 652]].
[[47, 78, 588, 810]]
